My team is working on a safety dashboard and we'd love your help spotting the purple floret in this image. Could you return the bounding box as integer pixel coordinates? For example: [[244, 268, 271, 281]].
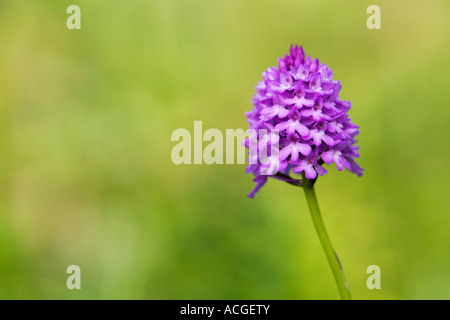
[[245, 45, 363, 198]]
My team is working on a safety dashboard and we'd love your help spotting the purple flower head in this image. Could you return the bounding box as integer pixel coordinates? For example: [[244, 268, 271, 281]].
[[245, 45, 363, 198]]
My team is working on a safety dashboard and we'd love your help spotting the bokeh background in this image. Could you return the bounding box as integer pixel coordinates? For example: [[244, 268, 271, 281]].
[[0, 0, 449, 300]]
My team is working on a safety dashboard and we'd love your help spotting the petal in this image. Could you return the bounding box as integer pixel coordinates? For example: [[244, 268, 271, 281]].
[[295, 123, 310, 137], [278, 108, 290, 118], [297, 143, 312, 156], [347, 158, 364, 176], [321, 150, 334, 164], [292, 161, 308, 174], [286, 123, 296, 135], [248, 175, 268, 198], [305, 166, 318, 179], [279, 145, 292, 160], [275, 121, 289, 131], [300, 109, 314, 117], [334, 157, 344, 171], [312, 131, 323, 146], [302, 98, 315, 107], [327, 122, 337, 132], [310, 58, 319, 73], [323, 134, 336, 146], [290, 149, 299, 162], [248, 180, 266, 198], [278, 159, 288, 171], [260, 107, 274, 115], [341, 156, 352, 170], [313, 164, 328, 176]]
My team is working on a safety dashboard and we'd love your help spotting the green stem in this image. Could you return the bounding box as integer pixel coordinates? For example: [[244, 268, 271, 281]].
[[302, 174, 352, 300]]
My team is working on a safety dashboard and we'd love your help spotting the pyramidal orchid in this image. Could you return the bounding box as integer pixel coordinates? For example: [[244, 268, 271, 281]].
[[244, 45, 363, 300]]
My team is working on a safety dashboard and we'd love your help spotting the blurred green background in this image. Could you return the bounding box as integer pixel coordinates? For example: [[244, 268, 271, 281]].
[[0, 0, 449, 300]]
